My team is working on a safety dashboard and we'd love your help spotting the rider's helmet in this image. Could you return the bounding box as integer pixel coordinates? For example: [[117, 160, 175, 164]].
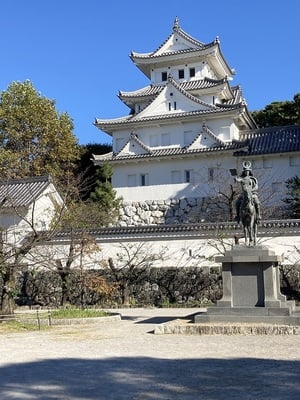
[[241, 160, 253, 177]]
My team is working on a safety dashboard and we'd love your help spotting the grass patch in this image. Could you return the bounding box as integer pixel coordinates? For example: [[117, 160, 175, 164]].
[[0, 320, 47, 333], [0, 309, 111, 333], [49, 308, 110, 319]]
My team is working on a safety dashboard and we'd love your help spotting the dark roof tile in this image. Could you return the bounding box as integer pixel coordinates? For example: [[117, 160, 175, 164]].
[[237, 125, 300, 156], [0, 175, 52, 208]]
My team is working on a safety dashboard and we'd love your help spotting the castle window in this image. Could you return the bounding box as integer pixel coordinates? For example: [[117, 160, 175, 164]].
[[289, 155, 300, 166], [208, 168, 214, 181], [140, 173, 148, 186], [150, 134, 159, 147], [178, 69, 184, 79], [184, 170, 192, 183], [252, 160, 262, 169], [162, 72, 168, 81], [161, 133, 170, 146], [189, 67, 195, 77], [171, 170, 181, 184], [128, 174, 137, 187], [168, 102, 177, 111], [184, 130, 194, 146], [263, 159, 273, 169]]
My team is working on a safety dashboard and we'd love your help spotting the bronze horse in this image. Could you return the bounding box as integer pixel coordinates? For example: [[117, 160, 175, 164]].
[[240, 184, 257, 246]]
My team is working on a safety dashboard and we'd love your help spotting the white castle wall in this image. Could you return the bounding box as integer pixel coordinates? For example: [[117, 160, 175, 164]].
[[34, 233, 300, 272]]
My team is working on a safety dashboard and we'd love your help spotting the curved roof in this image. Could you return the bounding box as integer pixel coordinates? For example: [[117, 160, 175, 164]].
[[119, 77, 234, 108], [94, 124, 300, 165], [95, 76, 251, 134], [130, 18, 233, 79], [95, 105, 246, 134], [94, 141, 241, 164]]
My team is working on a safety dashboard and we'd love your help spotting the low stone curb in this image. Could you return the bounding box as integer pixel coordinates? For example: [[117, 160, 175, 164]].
[[154, 319, 300, 335], [19, 313, 121, 326], [49, 314, 121, 325]]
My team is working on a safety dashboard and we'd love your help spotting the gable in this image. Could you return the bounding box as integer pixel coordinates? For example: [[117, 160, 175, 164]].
[[154, 32, 200, 56], [117, 134, 150, 157], [189, 132, 217, 149], [0, 176, 63, 232], [135, 79, 213, 119], [187, 125, 226, 150]]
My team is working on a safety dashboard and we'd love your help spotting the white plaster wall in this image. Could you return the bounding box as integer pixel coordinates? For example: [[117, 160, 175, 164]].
[[113, 154, 239, 200], [112, 151, 299, 204], [152, 62, 213, 85], [0, 184, 63, 247], [99, 235, 300, 268], [31, 235, 300, 271], [111, 118, 235, 151], [117, 183, 194, 201]]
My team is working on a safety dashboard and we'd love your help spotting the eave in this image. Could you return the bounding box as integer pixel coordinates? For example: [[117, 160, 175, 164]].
[[118, 77, 234, 109], [130, 41, 233, 80], [93, 142, 243, 166], [95, 105, 248, 135]]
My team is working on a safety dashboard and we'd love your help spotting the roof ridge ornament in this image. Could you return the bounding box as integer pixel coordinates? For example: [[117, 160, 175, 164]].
[[173, 16, 180, 32]]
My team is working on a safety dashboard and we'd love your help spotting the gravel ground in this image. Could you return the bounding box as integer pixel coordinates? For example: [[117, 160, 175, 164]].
[[0, 307, 299, 400]]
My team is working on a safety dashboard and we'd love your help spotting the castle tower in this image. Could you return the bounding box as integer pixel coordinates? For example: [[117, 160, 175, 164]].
[[93, 18, 299, 225]]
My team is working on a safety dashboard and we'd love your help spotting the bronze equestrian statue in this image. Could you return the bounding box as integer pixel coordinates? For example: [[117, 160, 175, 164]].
[[235, 161, 261, 246]]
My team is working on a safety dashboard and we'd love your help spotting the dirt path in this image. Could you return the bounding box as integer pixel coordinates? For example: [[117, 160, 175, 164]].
[[0, 308, 299, 399]]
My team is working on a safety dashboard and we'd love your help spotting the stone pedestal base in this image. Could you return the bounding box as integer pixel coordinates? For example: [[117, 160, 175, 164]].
[[195, 245, 299, 326]]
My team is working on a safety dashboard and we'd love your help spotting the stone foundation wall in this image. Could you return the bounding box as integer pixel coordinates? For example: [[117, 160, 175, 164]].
[[15, 267, 223, 308], [118, 197, 223, 226], [13, 264, 300, 309]]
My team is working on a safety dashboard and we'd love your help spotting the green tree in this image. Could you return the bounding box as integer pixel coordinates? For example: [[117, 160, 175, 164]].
[[76, 143, 112, 200], [284, 176, 300, 218], [0, 80, 80, 185], [61, 199, 119, 229], [59, 163, 120, 229], [252, 93, 300, 127], [90, 162, 121, 211]]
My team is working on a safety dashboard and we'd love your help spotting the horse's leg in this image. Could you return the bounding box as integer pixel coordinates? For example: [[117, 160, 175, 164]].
[[253, 221, 257, 245], [248, 225, 253, 246], [249, 225, 253, 245], [244, 225, 248, 245], [249, 206, 256, 246]]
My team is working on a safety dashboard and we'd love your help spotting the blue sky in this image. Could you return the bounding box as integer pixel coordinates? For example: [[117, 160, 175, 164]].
[[1, 1, 299, 145]]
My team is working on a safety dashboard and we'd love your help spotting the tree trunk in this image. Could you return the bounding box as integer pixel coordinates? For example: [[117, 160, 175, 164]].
[[0, 266, 16, 314], [56, 260, 71, 307], [121, 284, 130, 306]]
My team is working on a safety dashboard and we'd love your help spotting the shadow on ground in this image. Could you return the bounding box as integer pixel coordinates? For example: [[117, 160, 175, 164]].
[[135, 316, 178, 324], [1, 357, 299, 399], [125, 312, 197, 325]]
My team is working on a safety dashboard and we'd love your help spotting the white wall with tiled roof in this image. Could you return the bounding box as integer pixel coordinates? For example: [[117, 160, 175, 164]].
[[0, 177, 63, 246], [113, 153, 236, 201], [31, 231, 300, 271]]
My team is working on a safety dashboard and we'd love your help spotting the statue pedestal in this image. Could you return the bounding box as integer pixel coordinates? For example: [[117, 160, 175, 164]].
[[195, 246, 299, 325]]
